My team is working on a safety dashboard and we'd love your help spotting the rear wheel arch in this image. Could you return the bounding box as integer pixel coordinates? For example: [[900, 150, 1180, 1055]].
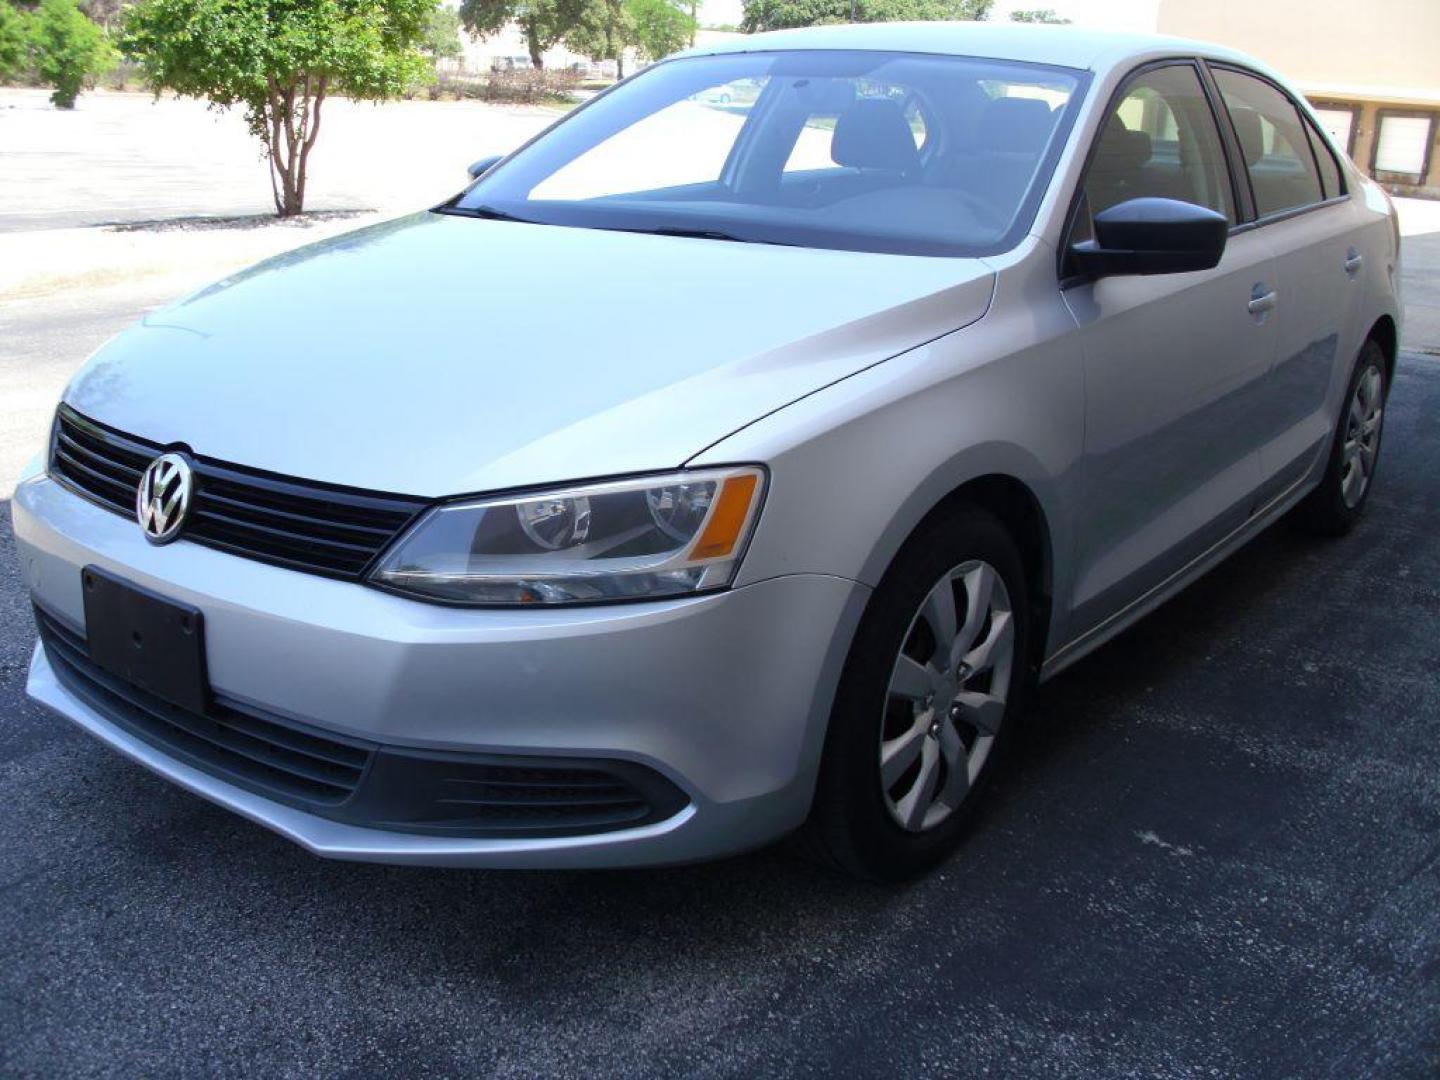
[[1368, 315, 1398, 387]]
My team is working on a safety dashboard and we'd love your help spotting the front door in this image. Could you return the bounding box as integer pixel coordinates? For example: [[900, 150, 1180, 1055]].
[[1062, 62, 1278, 634]]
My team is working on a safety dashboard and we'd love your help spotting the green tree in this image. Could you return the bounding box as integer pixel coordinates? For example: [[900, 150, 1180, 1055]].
[[627, 0, 690, 62], [30, 0, 115, 108], [122, 0, 432, 217], [458, 0, 592, 69], [1009, 8, 1068, 22], [564, 0, 632, 76], [0, 2, 30, 82], [422, 1, 463, 59], [80, 0, 127, 31], [741, 0, 990, 32]]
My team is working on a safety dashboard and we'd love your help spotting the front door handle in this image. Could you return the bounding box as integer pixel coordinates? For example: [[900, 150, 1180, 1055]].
[[1344, 248, 1364, 276], [1248, 284, 1278, 317]]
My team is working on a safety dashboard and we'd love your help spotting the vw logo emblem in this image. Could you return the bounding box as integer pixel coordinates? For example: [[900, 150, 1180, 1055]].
[[135, 452, 194, 544]]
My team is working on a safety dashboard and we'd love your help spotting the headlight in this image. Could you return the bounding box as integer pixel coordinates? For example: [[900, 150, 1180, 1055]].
[[369, 466, 766, 605]]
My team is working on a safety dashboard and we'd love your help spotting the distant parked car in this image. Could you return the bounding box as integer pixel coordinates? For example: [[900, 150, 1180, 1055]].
[[16, 24, 1400, 881], [490, 55, 532, 73], [693, 78, 762, 106]]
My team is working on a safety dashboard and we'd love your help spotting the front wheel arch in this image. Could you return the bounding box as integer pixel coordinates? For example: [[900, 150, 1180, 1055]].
[[870, 473, 1054, 679]]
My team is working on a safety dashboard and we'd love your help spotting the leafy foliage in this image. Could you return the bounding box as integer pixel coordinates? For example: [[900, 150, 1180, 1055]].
[[564, 0, 630, 74], [0, 1, 29, 81], [121, 0, 432, 215], [741, 0, 991, 32], [29, 0, 115, 108], [564, 0, 690, 75], [458, 0, 592, 69], [627, 0, 690, 62], [422, 2, 463, 58], [79, 0, 126, 30], [1009, 7, 1068, 22]]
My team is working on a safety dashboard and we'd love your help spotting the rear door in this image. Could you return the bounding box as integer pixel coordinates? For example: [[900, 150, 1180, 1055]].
[[1062, 61, 1278, 634], [1208, 65, 1366, 501]]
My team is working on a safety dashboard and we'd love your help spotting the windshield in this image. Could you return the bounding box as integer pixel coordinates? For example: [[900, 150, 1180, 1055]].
[[451, 50, 1085, 257]]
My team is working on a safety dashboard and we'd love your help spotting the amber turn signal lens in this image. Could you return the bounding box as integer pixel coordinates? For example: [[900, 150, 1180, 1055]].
[[689, 473, 760, 560]]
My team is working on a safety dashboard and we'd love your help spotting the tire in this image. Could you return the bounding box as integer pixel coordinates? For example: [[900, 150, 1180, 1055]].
[[1292, 340, 1389, 537], [799, 503, 1031, 882]]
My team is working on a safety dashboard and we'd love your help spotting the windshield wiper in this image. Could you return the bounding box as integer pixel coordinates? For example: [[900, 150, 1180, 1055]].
[[638, 226, 790, 246], [441, 203, 542, 225]]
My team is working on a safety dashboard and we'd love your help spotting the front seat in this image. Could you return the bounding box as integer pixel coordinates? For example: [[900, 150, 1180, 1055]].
[[1083, 116, 1153, 215], [831, 98, 922, 178], [968, 97, 1059, 213]]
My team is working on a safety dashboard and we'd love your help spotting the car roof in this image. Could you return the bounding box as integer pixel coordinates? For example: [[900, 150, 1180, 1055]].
[[674, 22, 1258, 76]]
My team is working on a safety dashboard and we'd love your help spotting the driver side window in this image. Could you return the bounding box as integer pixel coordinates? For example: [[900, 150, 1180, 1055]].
[[1072, 64, 1235, 246]]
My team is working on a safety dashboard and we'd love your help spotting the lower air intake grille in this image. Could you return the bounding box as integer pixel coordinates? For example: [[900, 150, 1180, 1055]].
[[36, 604, 371, 803], [35, 605, 688, 838]]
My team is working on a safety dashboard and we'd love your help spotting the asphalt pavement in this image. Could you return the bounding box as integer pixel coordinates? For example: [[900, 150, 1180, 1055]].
[[2, 349, 1438, 1075]]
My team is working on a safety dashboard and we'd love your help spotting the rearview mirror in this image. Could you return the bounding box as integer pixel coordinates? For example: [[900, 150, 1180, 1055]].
[[467, 155, 503, 180], [1071, 197, 1228, 280]]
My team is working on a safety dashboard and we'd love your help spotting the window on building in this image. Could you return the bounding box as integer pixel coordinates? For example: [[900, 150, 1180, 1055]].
[[1374, 113, 1435, 180], [1212, 68, 1325, 217]]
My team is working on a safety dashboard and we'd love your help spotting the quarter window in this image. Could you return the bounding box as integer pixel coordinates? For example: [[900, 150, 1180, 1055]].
[[1212, 68, 1324, 217], [1311, 105, 1356, 156], [1303, 116, 1344, 199], [1071, 64, 1234, 246]]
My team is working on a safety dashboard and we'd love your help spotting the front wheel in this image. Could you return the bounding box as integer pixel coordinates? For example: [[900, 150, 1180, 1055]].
[[1292, 340, 1388, 536], [800, 504, 1030, 881]]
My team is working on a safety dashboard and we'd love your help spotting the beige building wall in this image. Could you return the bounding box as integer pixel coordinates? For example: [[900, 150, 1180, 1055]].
[[1157, 0, 1440, 197], [1157, 0, 1440, 97]]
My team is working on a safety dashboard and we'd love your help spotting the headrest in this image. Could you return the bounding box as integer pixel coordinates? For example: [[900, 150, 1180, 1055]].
[[977, 97, 1056, 155], [1230, 107, 1265, 165], [832, 99, 921, 173], [1093, 117, 1152, 171]]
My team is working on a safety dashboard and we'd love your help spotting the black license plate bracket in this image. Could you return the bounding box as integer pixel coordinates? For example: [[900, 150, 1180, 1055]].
[[81, 565, 208, 715]]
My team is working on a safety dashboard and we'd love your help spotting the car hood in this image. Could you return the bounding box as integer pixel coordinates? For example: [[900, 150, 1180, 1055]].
[[65, 212, 995, 497]]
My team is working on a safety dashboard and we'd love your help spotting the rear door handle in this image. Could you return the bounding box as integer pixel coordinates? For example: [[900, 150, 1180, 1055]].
[[1248, 285, 1278, 316], [1344, 248, 1364, 275]]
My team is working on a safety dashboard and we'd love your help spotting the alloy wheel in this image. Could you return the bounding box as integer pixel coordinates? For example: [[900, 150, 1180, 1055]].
[[880, 560, 1015, 833], [1341, 364, 1384, 508]]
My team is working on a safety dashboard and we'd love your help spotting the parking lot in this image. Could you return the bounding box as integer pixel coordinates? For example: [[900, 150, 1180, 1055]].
[[3, 360, 1439, 1075], [2, 90, 1440, 1077]]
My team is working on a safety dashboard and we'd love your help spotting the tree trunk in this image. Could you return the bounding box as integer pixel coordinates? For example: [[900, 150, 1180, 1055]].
[[265, 75, 326, 218], [689, 0, 697, 45], [525, 23, 543, 69]]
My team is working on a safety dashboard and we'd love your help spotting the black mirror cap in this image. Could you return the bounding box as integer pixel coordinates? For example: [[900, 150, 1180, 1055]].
[[1072, 197, 1229, 279], [467, 154, 504, 180]]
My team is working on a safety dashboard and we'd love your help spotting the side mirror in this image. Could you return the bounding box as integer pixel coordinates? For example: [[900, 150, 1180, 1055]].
[[467, 154, 503, 180], [1071, 197, 1228, 280]]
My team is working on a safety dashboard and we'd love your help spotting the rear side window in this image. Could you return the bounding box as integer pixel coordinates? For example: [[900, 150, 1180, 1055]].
[[1303, 116, 1345, 199], [1071, 63, 1234, 246], [1212, 68, 1324, 217]]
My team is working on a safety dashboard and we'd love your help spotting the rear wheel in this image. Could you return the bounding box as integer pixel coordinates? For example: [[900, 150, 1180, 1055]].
[[1293, 340, 1388, 536], [800, 504, 1030, 881]]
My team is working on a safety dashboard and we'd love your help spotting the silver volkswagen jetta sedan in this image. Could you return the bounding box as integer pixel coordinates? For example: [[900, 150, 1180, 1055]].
[[13, 24, 1400, 880]]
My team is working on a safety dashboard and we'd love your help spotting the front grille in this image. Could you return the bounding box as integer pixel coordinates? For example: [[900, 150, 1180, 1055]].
[[35, 606, 689, 837], [50, 405, 427, 579]]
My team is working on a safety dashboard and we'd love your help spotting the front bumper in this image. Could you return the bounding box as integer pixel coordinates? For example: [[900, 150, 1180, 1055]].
[[14, 472, 868, 867]]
